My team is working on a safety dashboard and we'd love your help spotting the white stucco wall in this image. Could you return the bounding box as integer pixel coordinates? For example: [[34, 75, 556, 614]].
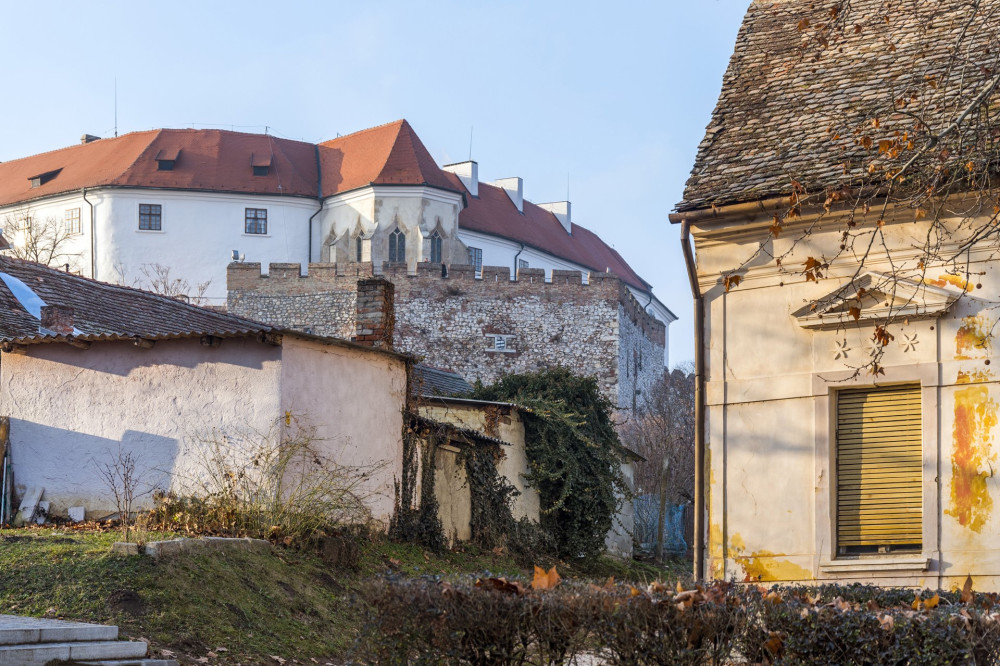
[[694, 206, 1000, 589], [277, 335, 408, 525], [0, 337, 282, 517]]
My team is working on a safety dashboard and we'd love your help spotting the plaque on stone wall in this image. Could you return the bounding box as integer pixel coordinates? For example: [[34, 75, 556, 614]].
[[485, 334, 516, 353]]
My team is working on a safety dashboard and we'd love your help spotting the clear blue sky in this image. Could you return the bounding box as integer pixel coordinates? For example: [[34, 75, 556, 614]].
[[0, 1, 749, 366]]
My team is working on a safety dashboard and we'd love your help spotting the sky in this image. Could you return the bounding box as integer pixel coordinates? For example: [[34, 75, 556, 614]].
[[0, 1, 749, 366]]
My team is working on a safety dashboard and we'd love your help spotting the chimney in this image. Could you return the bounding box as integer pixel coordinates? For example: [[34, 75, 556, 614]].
[[41, 305, 74, 335], [354, 277, 395, 349], [80, 134, 101, 144], [492, 177, 523, 213], [538, 201, 572, 234], [442, 161, 478, 196]]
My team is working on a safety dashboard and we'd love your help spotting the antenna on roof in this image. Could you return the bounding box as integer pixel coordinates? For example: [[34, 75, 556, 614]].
[[114, 77, 118, 138], [567, 172, 570, 201], [468, 125, 474, 161]]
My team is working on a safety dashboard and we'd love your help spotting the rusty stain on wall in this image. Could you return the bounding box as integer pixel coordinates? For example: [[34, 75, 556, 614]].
[[728, 532, 812, 582], [945, 370, 997, 532], [956, 316, 992, 360]]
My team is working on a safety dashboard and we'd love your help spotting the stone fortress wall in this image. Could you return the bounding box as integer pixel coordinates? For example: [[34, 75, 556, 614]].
[[228, 261, 665, 409]]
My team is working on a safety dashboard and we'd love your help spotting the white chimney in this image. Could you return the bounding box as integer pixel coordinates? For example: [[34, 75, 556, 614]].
[[538, 201, 572, 234], [442, 161, 478, 196], [493, 177, 523, 213]]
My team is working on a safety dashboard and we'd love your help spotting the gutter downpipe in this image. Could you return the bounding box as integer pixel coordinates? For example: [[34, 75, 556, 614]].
[[307, 145, 323, 263], [82, 188, 96, 279], [513, 242, 525, 279], [681, 220, 706, 582]]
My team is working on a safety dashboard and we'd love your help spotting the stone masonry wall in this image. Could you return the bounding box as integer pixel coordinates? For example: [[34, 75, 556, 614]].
[[228, 261, 666, 408]]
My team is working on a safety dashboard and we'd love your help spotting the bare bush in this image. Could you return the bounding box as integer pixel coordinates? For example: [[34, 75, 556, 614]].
[[94, 446, 152, 542], [151, 415, 385, 545]]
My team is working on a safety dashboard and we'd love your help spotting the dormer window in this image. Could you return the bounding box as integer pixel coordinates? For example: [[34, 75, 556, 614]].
[[155, 148, 180, 171], [251, 153, 272, 177], [28, 169, 61, 189]]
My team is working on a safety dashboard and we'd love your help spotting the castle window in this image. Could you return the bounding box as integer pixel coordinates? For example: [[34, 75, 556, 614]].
[[430, 231, 443, 263], [518, 258, 529, 270], [65, 208, 81, 235], [389, 228, 405, 263], [468, 246, 483, 274], [355, 235, 363, 262], [139, 204, 162, 231], [245, 208, 268, 235]]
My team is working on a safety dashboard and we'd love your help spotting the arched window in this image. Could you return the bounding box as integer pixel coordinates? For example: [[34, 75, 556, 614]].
[[430, 231, 443, 263], [355, 235, 363, 262], [389, 228, 405, 263]]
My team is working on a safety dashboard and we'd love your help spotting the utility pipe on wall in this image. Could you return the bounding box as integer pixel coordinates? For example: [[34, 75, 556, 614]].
[[680, 220, 706, 582], [82, 189, 96, 280]]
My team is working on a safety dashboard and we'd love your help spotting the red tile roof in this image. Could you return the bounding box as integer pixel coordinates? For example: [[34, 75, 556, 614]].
[[318, 119, 458, 195], [450, 174, 649, 290], [0, 121, 651, 293], [0, 129, 319, 206]]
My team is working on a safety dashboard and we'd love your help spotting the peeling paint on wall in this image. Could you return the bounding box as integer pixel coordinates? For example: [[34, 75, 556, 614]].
[[925, 274, 973, 292], [956, 316, 992, 360], [728, 532, 812, 582], [945, 370, 997, 532]]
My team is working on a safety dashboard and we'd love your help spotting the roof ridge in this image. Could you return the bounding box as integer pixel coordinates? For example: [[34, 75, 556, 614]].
[[318, 119, 406, 146], [0, 129, 160, 168]]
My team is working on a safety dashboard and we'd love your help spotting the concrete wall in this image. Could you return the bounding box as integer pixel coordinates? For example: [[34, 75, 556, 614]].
[[0, 337, 282, 517], [277, 335, 407, 525], [606, 460, 636, 559], [693, 205, 1000, 589], [434, 444, 473, 545]]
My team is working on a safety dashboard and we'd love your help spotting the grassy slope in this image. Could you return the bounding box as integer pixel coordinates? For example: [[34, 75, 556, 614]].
[[0, 527, 688, 665]]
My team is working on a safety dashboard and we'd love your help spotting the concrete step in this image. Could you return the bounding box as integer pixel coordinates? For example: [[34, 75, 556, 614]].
[[0, 614, 118, 644], [0, 639, 149, 665]]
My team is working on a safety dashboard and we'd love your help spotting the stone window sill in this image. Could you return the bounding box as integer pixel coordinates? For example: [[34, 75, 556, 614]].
[[819, 557, 930, 575]]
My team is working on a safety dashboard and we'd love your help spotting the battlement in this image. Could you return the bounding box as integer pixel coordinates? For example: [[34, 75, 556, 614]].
[[227, 261, 665, 346]]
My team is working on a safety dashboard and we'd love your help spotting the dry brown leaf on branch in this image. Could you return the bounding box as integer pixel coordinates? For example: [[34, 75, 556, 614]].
[[924, 594, 941, 610]]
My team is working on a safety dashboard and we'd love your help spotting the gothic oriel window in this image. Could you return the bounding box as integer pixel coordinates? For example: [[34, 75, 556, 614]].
[[355, 235, 363, 262], [430, 231, 443, 263], [389, 228, 406, 263]]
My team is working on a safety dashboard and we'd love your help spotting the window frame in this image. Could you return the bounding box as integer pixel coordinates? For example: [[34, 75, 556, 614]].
[[138, 203, 162, 231], [430, 231, 443, 264], [65, 208, 82, 235], [812, 365, 936, 575], [245, 208, 268, 235], [388, 228, 406, 263], [467, 246, 483, 275]]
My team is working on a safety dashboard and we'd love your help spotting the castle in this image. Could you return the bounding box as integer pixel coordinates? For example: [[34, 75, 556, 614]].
[[0, 119, 675, 403]]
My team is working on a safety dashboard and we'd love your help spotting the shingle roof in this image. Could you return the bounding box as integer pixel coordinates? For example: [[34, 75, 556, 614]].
[[413, 364, 474, 397], [0, 257, 270, 344], [675, 0, 999, 213]]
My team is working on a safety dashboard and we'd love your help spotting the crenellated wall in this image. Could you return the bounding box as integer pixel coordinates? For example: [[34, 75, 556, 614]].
[[228, 261, 665, 408]]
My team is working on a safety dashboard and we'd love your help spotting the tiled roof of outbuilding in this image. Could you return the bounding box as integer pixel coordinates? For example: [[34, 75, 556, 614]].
[[0, 257, 270, 344], [675, 0, 998, 213], [413, 365, 475, 397]]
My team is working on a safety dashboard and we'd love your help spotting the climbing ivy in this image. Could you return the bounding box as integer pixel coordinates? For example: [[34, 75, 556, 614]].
[[388, 413, 446, 553], [474, 367, 630, 559]]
